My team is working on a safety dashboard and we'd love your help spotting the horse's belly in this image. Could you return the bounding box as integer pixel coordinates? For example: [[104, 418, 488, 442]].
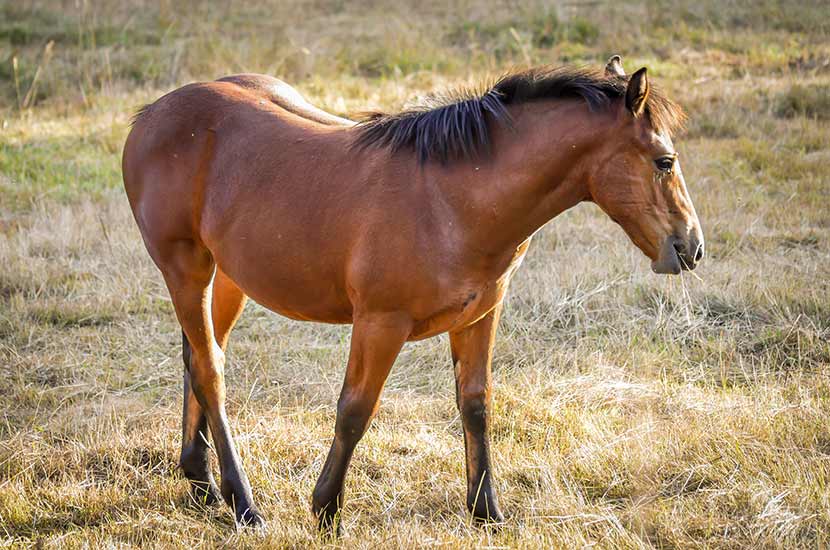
[[212, 248, 353, 324], [244, 282, 353, 324], [237, 274, 352, 323]]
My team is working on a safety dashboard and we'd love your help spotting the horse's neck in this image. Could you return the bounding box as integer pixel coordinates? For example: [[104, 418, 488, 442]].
[[434, 101, 608, 257]]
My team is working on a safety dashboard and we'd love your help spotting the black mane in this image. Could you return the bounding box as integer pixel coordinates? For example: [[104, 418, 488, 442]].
[[353, 65, 685, 164], [129, 103, 153, 127]]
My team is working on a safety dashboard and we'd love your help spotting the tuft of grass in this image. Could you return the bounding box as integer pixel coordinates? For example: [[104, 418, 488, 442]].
[[773, 84, 830, 120]]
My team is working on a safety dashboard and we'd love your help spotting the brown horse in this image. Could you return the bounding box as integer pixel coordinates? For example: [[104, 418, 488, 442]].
[[122, 56, 703, 532]]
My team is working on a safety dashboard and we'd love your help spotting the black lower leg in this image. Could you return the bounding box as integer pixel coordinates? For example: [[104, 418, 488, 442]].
[[311, 443, 347, 535], [461, 396, 503, 523], [312, 404, 370, 536]]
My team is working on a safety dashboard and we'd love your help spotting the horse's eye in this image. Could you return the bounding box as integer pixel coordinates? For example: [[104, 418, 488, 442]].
[[655, 155, 675, 173]]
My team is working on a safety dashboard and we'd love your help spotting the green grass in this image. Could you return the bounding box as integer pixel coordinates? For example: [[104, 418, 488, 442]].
[[1, 0, 829, 548], [774, 84, 830, 120]]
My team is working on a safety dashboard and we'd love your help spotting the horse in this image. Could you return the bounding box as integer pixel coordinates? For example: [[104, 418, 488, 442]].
[[122, 55, 704, 533]]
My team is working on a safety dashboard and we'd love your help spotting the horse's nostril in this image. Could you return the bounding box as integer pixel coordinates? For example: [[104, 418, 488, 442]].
[[694, 243, 705, 263]]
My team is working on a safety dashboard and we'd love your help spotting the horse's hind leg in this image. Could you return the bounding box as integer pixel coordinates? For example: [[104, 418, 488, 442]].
[[161, 241, 262, 527], [180, 268, 248, 506], [181, 331, 221, 505]]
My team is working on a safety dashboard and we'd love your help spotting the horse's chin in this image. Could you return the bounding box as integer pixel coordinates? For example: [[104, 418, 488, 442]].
[[651, 237, 682, 275]]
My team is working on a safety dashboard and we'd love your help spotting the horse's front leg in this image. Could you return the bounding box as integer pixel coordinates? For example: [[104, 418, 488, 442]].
[[312, 312, 411, 536], [449, 305, 505, 524]]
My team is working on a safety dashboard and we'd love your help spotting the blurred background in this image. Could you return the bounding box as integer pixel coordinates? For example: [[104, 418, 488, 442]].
[[1, 1, 828, 548]]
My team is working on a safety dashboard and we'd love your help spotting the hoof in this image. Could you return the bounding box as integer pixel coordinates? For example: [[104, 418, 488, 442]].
[[237, 507, 266, 529], [189, 479, 222, 506], [314, 506, 343, 538], [472, 510, 505, 526], [469, 498, 505, 526]]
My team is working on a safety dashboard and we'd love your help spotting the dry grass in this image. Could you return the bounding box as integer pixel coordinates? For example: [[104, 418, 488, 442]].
[[1, 0, 829, 548]]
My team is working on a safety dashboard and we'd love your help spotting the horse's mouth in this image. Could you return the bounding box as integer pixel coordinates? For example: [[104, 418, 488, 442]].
[[651, 236, 700, 274], [651, 251, 682, 274]]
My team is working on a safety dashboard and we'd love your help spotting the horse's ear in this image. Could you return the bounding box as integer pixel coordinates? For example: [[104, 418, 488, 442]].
[[625, 67, 649, 117], [605, 55, 624, 77]]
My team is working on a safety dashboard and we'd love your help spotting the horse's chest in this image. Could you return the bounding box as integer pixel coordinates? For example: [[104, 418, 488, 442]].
[[409, 240, 530, 339]]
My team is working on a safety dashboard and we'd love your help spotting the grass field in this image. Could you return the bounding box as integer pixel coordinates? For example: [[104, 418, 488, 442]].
[[1, 0, 829, 548]]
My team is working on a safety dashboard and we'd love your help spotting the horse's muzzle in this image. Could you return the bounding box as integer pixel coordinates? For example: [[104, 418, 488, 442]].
[[652, 235, 704, 274]]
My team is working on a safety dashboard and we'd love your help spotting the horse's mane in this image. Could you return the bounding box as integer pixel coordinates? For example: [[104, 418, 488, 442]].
[[352, 65, 685, 164], [130, 103, 153, 127]]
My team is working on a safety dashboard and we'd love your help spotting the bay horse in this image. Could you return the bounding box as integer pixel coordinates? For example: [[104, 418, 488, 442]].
[[122, 56, 703, 533]]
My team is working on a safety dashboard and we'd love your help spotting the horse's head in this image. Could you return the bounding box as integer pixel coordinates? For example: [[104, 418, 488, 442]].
[[586, 56, 704, 274]]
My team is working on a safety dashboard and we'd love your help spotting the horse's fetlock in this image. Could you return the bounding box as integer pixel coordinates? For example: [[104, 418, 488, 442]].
[[467, 485, 503, 523], [312, 486, 340, 513], [180, 443, 210, 479]]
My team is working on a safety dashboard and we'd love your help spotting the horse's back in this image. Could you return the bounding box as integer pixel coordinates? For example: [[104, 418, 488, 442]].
[[124, 74, 349, 176], [123, 76, 337, 224], [216, 74, 354, 126]]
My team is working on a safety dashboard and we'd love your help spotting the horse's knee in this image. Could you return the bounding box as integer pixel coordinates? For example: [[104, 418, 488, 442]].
[[334, 396, 373, 443], [458, 391, 489, 433]]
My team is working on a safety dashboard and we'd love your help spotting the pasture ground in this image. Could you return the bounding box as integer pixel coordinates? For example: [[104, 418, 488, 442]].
[[1, 1, 829, 548]]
